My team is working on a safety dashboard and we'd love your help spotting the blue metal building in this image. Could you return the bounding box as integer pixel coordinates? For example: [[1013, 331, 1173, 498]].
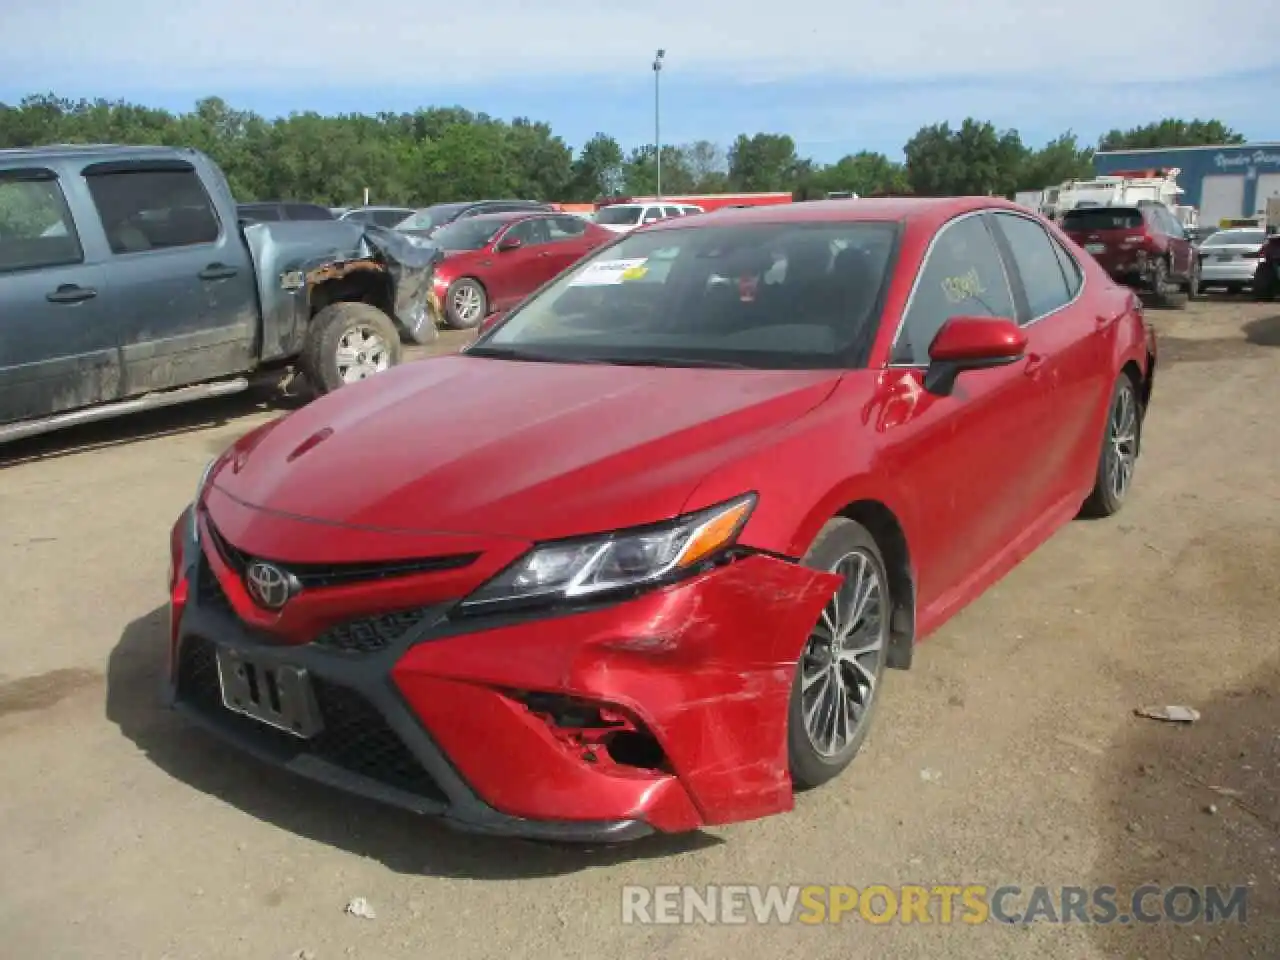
[[1094, 143, 1280, 227]]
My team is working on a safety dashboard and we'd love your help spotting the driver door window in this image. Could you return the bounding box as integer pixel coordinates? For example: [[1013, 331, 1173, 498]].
[[504, 218, 551, 246], [892, 215, 1015, 365]]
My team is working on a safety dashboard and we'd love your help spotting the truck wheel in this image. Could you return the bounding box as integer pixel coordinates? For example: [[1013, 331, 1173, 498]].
[[1183, 258, 1202, 299], [1150, 258, 1182, 308], [301, 302, 402, 395], [444, 278, 488, 330]]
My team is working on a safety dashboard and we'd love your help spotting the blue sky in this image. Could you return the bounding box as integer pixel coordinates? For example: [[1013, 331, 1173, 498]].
[[2, 0, 1277, 163]]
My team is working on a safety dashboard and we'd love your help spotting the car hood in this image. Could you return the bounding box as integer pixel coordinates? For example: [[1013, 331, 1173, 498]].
[[212, 355, 841, 541]]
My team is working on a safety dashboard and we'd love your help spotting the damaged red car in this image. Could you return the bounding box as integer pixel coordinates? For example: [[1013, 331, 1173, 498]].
[[166, 198, 1156, 841]]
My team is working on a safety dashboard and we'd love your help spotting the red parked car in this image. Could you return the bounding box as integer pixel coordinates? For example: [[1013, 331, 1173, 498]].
[[1060, 203, 1198, 306], [167, 198, 1155, 841], [424, 212, 613, 329]]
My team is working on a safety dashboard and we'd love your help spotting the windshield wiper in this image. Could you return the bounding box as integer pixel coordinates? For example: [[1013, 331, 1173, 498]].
[[464, 346, 611, 364], [588, 355, 753, 369]]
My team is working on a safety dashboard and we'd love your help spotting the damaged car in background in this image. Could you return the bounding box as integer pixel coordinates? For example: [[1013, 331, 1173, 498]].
[[166, 198, 1155, 841], [0, 145, 442, 444]]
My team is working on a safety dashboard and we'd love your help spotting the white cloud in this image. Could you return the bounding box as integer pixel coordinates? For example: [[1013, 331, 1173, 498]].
[[1, 0, 1275, 90]]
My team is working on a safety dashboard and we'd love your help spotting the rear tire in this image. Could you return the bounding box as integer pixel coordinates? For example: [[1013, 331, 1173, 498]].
[[787, 518, 890, 790], [1081, 373, 1141, 519], [1183, 258, 1201, 299], [301, 302, 401, 395], [444, 278, 488, 330], [1255, 264, 1277, 301], [1150, 257, 1182, 308]]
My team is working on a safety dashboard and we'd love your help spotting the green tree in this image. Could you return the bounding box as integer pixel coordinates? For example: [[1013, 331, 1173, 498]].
[[1097, 119, 1246, 151], [904, 119, 1027, 196], [569, 133, 625, 201], [727, 133, 802, 191], [1016, 131, 1094, 190], [0, 93, 1255, 210], [624, 145, 695, 196]]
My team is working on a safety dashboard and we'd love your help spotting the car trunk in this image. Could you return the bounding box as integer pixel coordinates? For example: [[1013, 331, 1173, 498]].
[[1062, 208, 1149, 275]]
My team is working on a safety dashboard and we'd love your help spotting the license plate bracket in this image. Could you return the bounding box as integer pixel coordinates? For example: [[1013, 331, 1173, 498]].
[[216, 647, 324, 739], [1216, 254, 1233, 261]]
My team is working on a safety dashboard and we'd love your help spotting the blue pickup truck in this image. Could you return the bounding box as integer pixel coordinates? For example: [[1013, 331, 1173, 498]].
[[0, 144, 441, 443]]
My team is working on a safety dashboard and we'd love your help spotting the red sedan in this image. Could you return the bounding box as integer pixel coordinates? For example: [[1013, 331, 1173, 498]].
[[424, 211, 613, 329], [166, 197, 1155, 841]]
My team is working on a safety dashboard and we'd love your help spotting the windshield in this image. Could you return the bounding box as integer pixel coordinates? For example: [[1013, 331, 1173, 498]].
[[1202, 229, 1265, 247], [433, 218, 507, 251], [470, 221, 898, 370], [395, 204, 467, 232], [1062, 208, 1143, 231], [596, 206, 644, 225]]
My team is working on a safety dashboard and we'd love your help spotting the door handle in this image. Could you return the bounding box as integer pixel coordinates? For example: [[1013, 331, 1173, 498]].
[[1023, 352, 1046, 377], [46, 284, 97, 304], [199, 263, 239, 280], [538, 251, 552, 258], [1096, 312, 1121, 329]]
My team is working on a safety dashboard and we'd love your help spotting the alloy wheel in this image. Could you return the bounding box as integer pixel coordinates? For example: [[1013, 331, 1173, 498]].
[[1107, 383, 1138, 502], [334, 325, 391, 383], [452, 284, 484, 325], [799, 550, 886, 758]]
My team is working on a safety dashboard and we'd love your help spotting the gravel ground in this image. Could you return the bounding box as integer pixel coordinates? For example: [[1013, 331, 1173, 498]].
[[0, 299, 1277, 960]]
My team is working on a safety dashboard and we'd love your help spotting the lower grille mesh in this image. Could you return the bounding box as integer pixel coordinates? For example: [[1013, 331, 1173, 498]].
[[176, 636, 446, 802]]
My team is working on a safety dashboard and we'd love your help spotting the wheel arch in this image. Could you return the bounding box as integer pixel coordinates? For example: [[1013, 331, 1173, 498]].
[[833, 499, 916, 670], [309, 268, 394, 320]]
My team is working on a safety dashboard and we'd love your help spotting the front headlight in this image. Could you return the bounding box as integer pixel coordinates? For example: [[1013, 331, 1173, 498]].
[[459, 493, 756, 612], [188, 458, 218, 544]]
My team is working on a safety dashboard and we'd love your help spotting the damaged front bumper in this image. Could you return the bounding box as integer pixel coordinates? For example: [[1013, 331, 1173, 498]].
[[166, 512, 837, 840]]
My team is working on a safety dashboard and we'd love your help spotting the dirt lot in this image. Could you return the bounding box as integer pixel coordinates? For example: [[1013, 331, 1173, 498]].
[[1, 301, 1277, 960]]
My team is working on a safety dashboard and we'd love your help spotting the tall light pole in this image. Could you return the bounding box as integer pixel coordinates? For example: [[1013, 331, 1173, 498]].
[[653, 49, 665, 200]]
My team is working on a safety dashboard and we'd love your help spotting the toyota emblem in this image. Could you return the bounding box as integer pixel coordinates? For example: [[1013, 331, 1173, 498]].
[[245, 561, 295, 610]]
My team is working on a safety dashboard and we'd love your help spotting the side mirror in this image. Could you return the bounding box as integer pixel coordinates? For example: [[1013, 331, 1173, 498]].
[[923, 316, 1027, 395], [496, 236, 523, 252]]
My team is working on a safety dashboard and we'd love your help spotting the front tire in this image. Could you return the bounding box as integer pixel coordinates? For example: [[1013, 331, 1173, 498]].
[[445, 278, 488, 330], [787, 518, 890, 789], [301, 302, 401, 395], [1081, 373, 1141, 518]]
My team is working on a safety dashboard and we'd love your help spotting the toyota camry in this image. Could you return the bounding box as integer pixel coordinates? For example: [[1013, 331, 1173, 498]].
[[166, 197, 1156, 841]]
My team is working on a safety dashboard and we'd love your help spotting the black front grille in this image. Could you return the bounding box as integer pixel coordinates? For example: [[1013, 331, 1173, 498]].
[[312, 608, 434, 654], [204, 515, 478, 590], [176, 636, 446, 802], [195, 563, 234, 616]]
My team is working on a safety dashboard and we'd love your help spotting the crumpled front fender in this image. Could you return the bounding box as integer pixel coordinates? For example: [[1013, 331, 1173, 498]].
[[244, 222, 446, 358]]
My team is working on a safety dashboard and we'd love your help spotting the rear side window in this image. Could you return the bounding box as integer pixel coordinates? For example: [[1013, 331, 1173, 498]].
[[893, 214, 1014, 365], [1062, 208, 1143, 231], [991, 213, 1072, 320], [87, 169, 220, 253], [1051, 235, 1083, 297], [547, 215, 587, 240], [0, 172, 84, 273], [640, 206, 664, 224], [595, 205, 643, 226], [370, 209, 409, 228], [285, 203, 333, 221]]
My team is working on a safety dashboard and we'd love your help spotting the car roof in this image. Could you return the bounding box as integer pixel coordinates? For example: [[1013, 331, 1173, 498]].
[[641, 196, 1041, 233], [0, 143, 196, 163], [463, 211, 554, 223]]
